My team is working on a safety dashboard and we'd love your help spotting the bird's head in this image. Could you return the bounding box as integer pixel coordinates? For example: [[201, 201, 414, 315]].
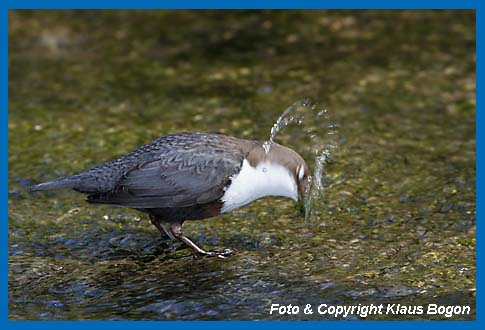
[[251, 142, 310, 201]]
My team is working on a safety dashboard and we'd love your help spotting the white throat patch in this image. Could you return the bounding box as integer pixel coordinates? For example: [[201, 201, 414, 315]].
[[220, 159, 298, 213]]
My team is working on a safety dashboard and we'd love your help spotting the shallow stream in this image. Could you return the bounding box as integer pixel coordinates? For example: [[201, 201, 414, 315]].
[[8, 11, 475, 320]]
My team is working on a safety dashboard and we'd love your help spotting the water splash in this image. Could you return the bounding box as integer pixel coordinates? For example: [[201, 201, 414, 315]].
[[267, 98, 338, 223], [269, 98, 311, 143], [262, 141, 272, 155], [304, 149, 333, 224]]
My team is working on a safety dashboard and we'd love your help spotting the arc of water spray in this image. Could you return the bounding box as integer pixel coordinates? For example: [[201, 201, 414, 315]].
[[265, 98, 338, 223]]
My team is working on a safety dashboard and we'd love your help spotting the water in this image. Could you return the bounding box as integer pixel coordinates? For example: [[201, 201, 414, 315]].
[[266, 99, 338, 224], [8, 11, 475, 320]]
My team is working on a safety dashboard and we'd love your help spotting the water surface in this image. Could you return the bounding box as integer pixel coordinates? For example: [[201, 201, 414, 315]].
[[8, 10, 475, 320]]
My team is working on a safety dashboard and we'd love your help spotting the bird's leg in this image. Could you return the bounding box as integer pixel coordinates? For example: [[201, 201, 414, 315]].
[[149, 214, 174, 240], [169, 222, 233, 259]]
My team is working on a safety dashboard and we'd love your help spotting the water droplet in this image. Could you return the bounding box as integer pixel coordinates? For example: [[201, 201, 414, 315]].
[[262, 141, 272, 154], [266, 99, 339, 224]]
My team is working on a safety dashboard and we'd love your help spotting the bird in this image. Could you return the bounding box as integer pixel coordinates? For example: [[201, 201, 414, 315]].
[[31, 132, 309, 258]]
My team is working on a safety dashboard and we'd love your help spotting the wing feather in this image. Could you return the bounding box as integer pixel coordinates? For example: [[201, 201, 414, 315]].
[[87, 148, 242, 208]]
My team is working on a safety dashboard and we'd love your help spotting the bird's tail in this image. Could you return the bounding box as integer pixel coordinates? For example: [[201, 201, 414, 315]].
[[30, 176, 82, 192]]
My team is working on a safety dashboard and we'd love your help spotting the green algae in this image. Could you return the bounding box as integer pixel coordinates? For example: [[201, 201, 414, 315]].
[[8, 10, 475, 320]]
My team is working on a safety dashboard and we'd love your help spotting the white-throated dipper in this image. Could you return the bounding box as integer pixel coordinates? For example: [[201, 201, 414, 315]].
[[32, 132, 309, 258]]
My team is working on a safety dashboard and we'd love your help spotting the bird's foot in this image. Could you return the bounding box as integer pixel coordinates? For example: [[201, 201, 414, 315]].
[[166, 222, 233, 259], [197, 248, 234, 259]]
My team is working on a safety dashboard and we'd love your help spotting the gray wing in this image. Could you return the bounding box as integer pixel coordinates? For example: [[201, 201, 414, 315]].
[[87, 149, 243, 208]]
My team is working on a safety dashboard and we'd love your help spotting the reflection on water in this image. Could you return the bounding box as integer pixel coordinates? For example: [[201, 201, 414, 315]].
[[8, 11, 475, 320]]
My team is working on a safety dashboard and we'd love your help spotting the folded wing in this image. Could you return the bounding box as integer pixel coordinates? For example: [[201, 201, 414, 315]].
[[87, 149, 242, 209]]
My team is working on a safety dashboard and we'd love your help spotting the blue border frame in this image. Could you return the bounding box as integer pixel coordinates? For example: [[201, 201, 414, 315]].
[[2, 0, 479, 10], [4, 0, 480, 328]]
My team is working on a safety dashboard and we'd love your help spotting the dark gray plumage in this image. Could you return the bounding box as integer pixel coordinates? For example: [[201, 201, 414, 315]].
[[33, 132, 247, 207]]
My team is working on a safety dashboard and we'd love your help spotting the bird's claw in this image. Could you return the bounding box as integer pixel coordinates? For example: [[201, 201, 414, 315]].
[[200, 248, 233, 259]]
